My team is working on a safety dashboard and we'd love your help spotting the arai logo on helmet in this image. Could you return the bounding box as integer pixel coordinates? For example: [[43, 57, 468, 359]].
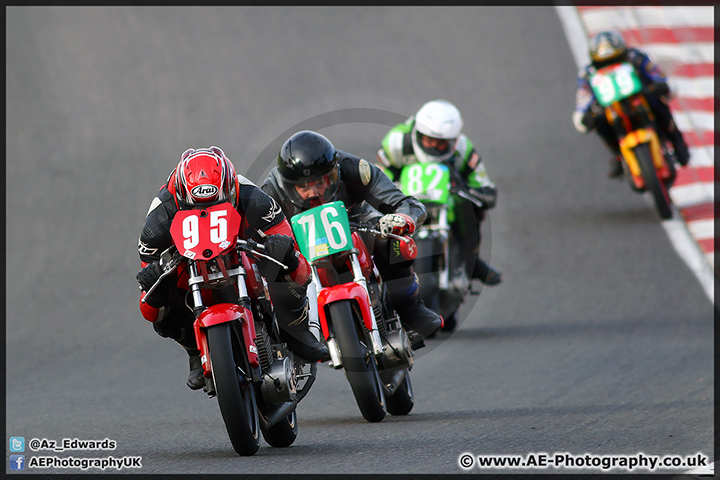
[[191, 184, 219, 198]]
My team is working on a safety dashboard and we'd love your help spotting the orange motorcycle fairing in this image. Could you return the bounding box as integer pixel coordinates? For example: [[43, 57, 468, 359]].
[[618, 127, 666, 190]]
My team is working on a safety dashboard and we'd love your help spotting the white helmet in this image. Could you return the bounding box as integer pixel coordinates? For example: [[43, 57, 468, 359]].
[[411, 99, 463, 164]]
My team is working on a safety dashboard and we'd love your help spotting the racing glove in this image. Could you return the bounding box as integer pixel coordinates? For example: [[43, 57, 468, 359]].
[[377, 213, 416, 237], [137, 261, 164, 292], [264, 234, 300, 272]]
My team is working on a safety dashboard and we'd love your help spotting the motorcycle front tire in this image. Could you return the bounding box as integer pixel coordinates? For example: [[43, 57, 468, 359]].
[[635, 143, 673, 219], [207, 323, 261, 456], [330, 300, 387, 422]]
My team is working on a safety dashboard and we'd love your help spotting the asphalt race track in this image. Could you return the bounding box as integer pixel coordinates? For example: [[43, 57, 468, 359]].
[[6, 6, 714, 475]]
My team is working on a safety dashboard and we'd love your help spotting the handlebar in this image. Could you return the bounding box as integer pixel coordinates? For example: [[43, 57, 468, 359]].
[[236, 238, 289, 270], [140, 238, 289, 304], [452, 189, 485, 209], [140, 246, 183, 303], [349, 222, 411, 243]]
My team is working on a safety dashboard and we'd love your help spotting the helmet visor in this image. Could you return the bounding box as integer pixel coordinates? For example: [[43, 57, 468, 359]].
[[415, 131, 455, 158], [283, 167, 340, 209]]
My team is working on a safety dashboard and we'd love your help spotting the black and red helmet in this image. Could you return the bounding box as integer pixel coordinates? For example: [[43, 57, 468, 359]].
[[172, 146, 238, 209]]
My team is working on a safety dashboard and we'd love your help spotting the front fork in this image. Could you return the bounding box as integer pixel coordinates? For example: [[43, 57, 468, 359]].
[[437, 208, 450, 291], [619, 128, 667, 190], [188, 261, 260, 382], [312, 255, 385, 369]]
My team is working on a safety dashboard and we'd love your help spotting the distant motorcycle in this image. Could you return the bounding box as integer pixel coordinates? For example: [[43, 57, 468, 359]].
[[399, 161, 479, 332], [142, 202, 316, 456], [589, 61, 677, 219], [291, 201, 422, 422]]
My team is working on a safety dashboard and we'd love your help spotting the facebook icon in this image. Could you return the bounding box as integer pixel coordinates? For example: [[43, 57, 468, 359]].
[[10, 455, 25, 470]]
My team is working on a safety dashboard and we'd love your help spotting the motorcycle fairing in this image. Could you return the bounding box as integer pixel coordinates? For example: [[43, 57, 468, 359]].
[[619, 128, 669, 189], [316, 282, 373, 340], [194, 303, 260, 377]]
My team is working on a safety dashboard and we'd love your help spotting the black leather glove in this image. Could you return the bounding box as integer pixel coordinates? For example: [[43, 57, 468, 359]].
[[264, 235, 299, 272], [137, 261, 163, 292]]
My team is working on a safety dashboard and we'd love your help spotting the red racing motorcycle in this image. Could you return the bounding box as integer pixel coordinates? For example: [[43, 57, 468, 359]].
[[142, 202, 316, 456], [291, 201, 424, 422]]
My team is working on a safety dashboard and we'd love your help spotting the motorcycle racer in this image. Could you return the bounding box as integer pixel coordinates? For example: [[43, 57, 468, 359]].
[[376, 99, 502, 286], [261, 130, 443, 339], [136, 146, 330, 390], [572, 30, 691, 178]]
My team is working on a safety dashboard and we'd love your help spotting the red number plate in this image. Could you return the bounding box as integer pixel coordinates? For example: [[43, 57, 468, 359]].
[[170, 203, 242, 260]]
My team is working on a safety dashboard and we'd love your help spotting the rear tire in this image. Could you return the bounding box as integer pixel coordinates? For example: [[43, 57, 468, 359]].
[[207, 323, 260, 456], [635, 143, 673, 219], [441, 309, 458, 332], [415, 238, 441, 314], [330, 300, 386, 422], [261, 410, 298, 448], [385, 371, 414, 415]]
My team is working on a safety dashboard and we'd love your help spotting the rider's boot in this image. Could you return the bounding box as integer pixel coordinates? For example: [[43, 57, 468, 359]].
[[388, 273, 442, 338], [472, 257, 503, 286], [277, 298, 330, 363], [185, 349, 205, 390], [167, 317, 205, 390]]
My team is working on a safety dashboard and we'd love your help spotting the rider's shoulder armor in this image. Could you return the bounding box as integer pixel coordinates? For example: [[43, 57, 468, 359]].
[[338, 151, 380, 198], [627, 47, 666, 83], [380, 119, 418, 168], [451, 135, 474, 166], [138, 186, 177, 263], [236, 175, 286, 238]]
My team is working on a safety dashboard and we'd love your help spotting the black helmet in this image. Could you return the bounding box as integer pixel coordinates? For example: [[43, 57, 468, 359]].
[[277, 130, 340, 209], [589, 31, 628, 68]]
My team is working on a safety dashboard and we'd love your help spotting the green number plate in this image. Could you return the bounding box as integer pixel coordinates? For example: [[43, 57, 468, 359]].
[[290, 201, 353, 262], [590, 62, 643, 106], [399, 163, 450, 204]]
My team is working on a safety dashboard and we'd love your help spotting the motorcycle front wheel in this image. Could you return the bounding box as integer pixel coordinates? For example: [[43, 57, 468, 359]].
[[330, 300, 386, 422], [634, 143, 673, 219], [207, 323, 261, 456]]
